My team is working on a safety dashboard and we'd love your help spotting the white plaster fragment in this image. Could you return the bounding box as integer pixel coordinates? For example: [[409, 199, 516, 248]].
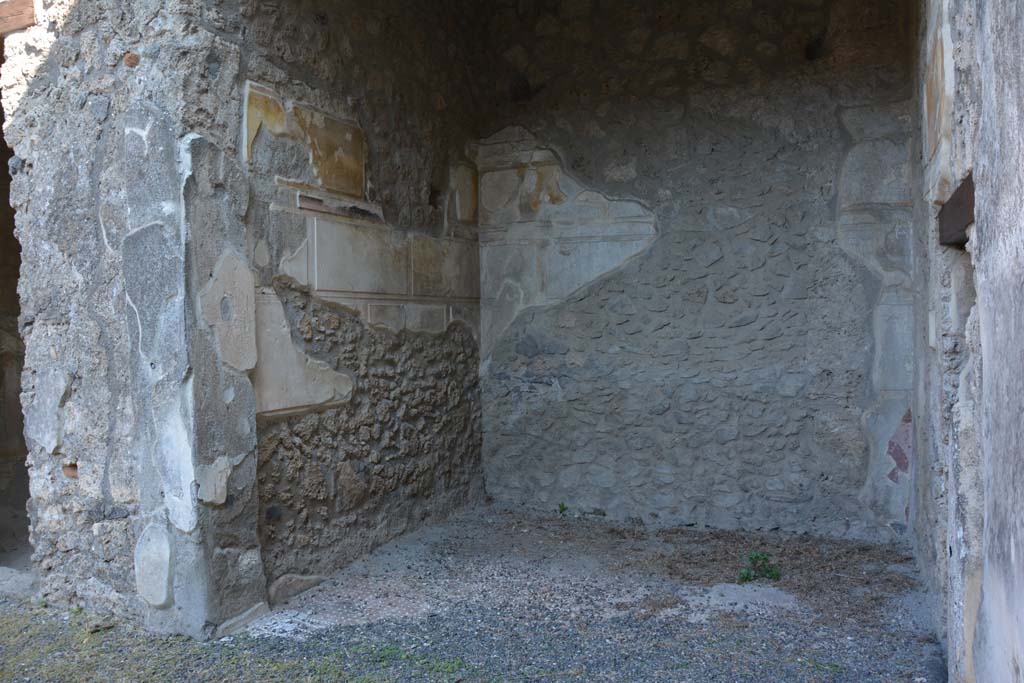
[[253, 293, 354, 415], [23, 367, 70, 455], [216, 601, 271, 638], [158, 403, 197, 533], [267, 574, 326, 605], [198, 250, 257, 371], [134, 522, 172, 608], [253, 239, 270, 268], [196, 453, 247, 505], [476, 127, 656, 357], [279, 238, 310, 285]]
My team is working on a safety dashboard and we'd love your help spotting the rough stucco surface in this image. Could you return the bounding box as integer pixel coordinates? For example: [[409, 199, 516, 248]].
[[0, 0, 228, 633], [257, 283, 482, 597], [910, 1, 989, 680], [913, 0, 983, 663], [912, 0, 1024, 680], [970, 0, 1024, 678], [477, 0, 916, 539], [199, 0, 481, 234]]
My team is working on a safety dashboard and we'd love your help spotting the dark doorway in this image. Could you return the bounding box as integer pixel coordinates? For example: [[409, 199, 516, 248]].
[[0, 37, 29, 570]]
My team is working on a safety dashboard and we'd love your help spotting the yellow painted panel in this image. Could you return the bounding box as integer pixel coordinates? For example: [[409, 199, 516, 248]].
[[245, 84, 364, 199]]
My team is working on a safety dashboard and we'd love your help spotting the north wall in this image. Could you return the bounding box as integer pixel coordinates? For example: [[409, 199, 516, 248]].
[[476, 0, 919, 540]]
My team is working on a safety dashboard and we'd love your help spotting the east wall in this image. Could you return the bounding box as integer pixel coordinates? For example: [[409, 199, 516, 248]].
[[913, 0, 1024, 681]]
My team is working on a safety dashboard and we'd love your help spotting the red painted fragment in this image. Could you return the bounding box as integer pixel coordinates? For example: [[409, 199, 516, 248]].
[[888, 443, 909, 472], [885, 409, 913, 483]]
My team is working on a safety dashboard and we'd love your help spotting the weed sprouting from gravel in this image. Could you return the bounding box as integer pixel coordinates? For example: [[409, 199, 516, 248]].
[[738, 551, 781, 582]]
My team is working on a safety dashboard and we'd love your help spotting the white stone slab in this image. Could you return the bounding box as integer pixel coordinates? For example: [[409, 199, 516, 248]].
[[313, 217, 409, 296], [253, 293, 354, 415], [198, 250, 257, 371], [135, 522, 172, 608]]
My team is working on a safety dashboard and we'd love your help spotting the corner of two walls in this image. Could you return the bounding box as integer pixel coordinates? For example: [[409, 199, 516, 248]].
[[1, 0, 486, 637], [182, 0, 485, 624], [239, 82, 483, 605]]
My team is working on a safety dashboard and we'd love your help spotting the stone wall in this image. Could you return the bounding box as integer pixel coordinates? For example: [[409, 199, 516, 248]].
[[0, 0, 261, 634], [912, 0, 1024, 679], [0, 0, 485, 636], [193, 0, 485, 614], [13, 3, 1024, 667], [256, 285, 481, 603], [912, 0, 1024, 680], [476, 0, 917, 539], [970, 0, 1024, 656], [911, 0, 986, 679]]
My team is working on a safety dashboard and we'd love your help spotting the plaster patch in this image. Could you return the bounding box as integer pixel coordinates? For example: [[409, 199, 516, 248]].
[[411, 235, 480, 299], [196, 453, 248, 505], [134, 522, 172, 608], [480, 169, 521, 218], [253, 239, 270, 268], [268, 573, 326, 605], [476, 127, 656, 357], [312, 217, 409, 295], [840, 140, 911, 209], [873, 305, 914, 391], [252, 293, 354, 415], [450, 164, 478, 224], [198, 250, 256, 371], [158, 403, 197, 533], [22, 367, 70, 454], [885, 409, 913, 483], [405, 304, 446, 332], [216, 601, 271, 637], [279, 238, 309, 285]]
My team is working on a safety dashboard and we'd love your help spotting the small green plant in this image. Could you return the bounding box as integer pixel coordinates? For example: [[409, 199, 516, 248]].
[[420, 657, 464, 674], [738, 551, 780, 582], [558, 502, 568, 515], [370, 644, 404, 665]]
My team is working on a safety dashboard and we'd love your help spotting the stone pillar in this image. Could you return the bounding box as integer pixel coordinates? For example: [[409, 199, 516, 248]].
[[0, 0, 244, 636]]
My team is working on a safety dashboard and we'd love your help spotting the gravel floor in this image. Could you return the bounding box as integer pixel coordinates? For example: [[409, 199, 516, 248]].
[[1, 505, 947, 682]]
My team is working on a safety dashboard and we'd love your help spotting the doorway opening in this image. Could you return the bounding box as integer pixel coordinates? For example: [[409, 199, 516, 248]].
[[0, 38, 29, 570]]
